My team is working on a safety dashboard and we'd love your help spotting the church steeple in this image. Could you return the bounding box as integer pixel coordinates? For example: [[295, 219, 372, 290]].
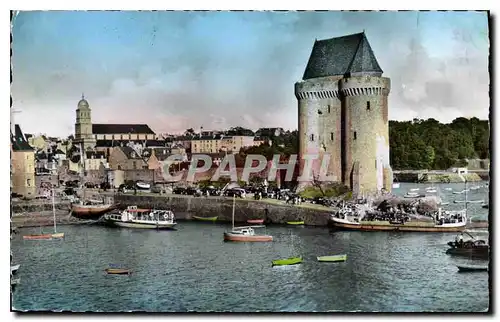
[[74, 94, 94, 149]]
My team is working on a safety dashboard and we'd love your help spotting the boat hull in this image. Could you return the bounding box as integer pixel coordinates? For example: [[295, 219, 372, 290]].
[[71, 205, 115, 220], [223, 232, 273, 242], [446, 247, 489, 260], [317, 255, 347, 262], [105, 268, 132, 275], [23, 232, 65, 240], [193, 216, 218, 222], [272, 257, 303, 266], [287, 221, 305, 226], [247, 219, 264, 224], [330, 218, 466, 233], [105, 219, 177, 230], [457, 265, 488, 272]]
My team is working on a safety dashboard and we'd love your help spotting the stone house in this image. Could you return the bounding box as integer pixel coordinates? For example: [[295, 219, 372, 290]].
[[11, 124, 36, 197], [108, 146, 149, 171], [85, 151, 107, 171]]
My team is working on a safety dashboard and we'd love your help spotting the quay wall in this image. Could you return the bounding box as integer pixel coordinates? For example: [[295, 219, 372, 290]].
[[11, 195, 489, 229], [112, 194, 333, 226]]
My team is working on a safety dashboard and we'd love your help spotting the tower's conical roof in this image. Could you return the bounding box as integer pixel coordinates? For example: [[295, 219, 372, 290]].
[[302, 32, 383, 80]]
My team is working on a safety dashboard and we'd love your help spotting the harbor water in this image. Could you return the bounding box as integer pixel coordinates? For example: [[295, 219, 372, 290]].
[[11, 182, 490, 312]]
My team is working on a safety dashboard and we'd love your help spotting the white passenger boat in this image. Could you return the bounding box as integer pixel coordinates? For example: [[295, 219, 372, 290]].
[[104, 206, 177, 230]]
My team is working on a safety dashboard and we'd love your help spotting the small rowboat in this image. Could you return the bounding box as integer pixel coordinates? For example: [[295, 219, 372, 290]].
[[105, 268, 132, 275], [317, 254, 347, 262], [247, 219, 264, 224], [23, 232, 65, 240], [287, 221, 305, 225], [457, 265, 488, 272], [11, 264, 20, 275], [193, 216, 218, 222], [272, 257, 303, 266]]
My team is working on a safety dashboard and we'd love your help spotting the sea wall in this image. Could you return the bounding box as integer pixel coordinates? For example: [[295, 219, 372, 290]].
[[394, 171, 484, 183], [11, 201, 71, 214], [112, 194, 333, 226]]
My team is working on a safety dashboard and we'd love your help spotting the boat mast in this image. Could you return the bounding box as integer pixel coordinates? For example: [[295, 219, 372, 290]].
[[232, 195, 235, 230], [52, 188, 57, 233], [464, 178, 468, 221]]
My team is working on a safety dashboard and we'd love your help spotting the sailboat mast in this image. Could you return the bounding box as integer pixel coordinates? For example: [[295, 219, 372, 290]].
[[52, 188, 57, 233], [232, 195, 235, 229], [464, 178, 468, 219]]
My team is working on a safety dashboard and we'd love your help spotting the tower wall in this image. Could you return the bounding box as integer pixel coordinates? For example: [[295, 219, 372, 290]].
[[74, 101, 95, 150], [340, 76, 391, 195], [295, 76, 343, 184]]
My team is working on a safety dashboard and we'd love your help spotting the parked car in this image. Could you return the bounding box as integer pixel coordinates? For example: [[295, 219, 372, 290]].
[[84, 182, 95, 188], [100, 182, 111, 190], [185, 187, 201, 196], [63, 187, 76, 196], [225, 188, 246, 198], [173, 187, 186, 195]]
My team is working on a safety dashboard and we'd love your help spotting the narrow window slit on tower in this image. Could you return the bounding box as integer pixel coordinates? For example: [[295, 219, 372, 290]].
[[328, 105, 331, 113], [310, 134, 314, 141], [330, 132, 334, 140], [353, 131, 357, 140], [367, 101, 371, 110], [375, 160, 377, 169]]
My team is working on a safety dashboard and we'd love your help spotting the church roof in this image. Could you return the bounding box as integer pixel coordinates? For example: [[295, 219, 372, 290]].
[[302, 32, 383, 80], [92, 124, 155, 135], [11, 124, 34, 152]]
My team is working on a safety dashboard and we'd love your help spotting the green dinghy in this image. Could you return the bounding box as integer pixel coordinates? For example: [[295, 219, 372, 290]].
[[272, 257, 303, 266], [192, 215, 218, 222], [317, 254, 347, 262], [286, 221, 305, 226]]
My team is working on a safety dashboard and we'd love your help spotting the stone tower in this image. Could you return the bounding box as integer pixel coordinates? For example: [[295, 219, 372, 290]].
[[295, 32, 393, 196], [74, 94, 95, 150]]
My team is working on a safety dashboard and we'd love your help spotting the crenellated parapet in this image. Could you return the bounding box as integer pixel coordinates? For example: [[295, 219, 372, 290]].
[[340, 87, 388, 97], [339, 76, 391, 97], [295, 90, 340, 100]]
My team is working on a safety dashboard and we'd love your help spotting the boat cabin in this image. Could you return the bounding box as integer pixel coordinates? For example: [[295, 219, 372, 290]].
[[232, 228, 255, 235]]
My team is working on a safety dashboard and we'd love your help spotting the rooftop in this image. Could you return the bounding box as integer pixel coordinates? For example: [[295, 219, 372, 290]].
[[302, 32, 383, 80], [92, 124, 155, 135], [11, 124, 34, 152]]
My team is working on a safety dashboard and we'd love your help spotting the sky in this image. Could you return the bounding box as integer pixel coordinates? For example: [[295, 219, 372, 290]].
[[11, 11, 490, 137]]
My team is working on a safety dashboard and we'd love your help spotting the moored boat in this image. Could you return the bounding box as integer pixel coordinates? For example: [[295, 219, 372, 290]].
[[71, 201, 116, 220], [11, 264, 20, 275], [11, 277, 20, 291], [223, 227, 273, 242], [403, 192, 424, 198], [247, 219, 264, 224], [23, 232, 64, 240], [223, 195, 273, 242], [105, 268, 132, 275], [457, 265, 488, 272], [317, 254, 347, 262], [193, 215, 218, 222], [287, 221, 305, 225], [24, 190, 65, 240], [482, 204, 489, 209], [446, 232, 489, 260], [330, 213, 467, 233], [103, 206, 177, 230], [272, 257, 303, 266]]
